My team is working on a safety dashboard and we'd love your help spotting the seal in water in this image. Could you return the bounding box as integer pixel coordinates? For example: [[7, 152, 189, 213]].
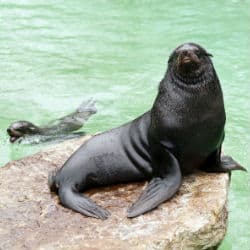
[[7, 99, 97, 144], [49, 43, 246, 219]]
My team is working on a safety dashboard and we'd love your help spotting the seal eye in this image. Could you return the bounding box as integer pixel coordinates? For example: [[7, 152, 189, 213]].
[[195, 50, 205, 58], [195, 50, 200, 55]]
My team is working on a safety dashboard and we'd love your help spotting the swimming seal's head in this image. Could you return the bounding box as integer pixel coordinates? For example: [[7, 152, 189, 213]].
[[7, 121, 39, 142], [168, 42, 213, 84]]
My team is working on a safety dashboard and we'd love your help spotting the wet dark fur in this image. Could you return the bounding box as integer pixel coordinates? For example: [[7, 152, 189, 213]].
[[49, 43, 245, 220], [7, 99, 96, 143]]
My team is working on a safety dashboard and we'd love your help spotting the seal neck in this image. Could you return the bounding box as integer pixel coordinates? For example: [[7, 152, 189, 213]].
[[165, 65, 218, 92]]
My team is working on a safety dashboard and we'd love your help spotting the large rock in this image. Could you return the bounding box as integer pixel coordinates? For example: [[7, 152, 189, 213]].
[[0, 136, 229, 250]]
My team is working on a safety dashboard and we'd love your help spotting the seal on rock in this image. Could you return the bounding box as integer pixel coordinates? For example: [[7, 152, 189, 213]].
[[7, 99, 97, 144], [49, 43, 246, 219]]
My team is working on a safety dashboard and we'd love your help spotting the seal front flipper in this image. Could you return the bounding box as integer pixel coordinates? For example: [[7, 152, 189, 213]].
[[58, 186, 111, 220], [127, 150, 182, 218], [201, 148, 247, 172]]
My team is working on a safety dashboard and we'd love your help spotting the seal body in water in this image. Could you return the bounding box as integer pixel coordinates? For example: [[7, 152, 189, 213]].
[[49, 43, 246, 219], [7, 99, 97, 144]]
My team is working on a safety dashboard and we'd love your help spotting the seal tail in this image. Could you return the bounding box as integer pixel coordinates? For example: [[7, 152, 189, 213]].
[[58, 186, 111, 220], [76, 98, 97, 114]]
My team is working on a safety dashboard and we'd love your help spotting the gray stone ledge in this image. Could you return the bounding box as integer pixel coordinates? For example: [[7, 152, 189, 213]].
[[0, 136, 229, 250]]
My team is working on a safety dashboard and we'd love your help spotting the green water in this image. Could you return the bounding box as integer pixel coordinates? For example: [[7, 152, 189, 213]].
[[0, 0, 249, 248]]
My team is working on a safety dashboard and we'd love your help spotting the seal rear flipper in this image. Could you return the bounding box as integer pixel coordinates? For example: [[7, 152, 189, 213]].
[[201, 149, 247, 172], [58, 186, 111, 220], [77, 98, 97, 114], [127, 150, 182, 218], [211, 155, 246, 172]]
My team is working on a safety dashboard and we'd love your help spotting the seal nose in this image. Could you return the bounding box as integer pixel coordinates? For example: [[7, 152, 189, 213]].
[[181, 50, 194, 57], [181, 50, 189, 56], [7, 128, 11, 134], [179, 50, 193, 63], [177, 49, 200, 74]]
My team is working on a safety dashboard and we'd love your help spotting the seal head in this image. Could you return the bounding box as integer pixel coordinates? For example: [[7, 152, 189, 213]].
[[7, 121, 39, 142], [168, 43, 213, 84]]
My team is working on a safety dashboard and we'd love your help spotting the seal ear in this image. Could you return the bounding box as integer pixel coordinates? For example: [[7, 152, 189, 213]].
[[206, 53, 213, 57]]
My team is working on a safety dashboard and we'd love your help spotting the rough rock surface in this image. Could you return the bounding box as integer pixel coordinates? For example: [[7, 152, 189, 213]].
[[0, 136, 229, 250]]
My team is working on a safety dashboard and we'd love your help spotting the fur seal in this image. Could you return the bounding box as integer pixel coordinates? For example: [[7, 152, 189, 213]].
[[49, 43, 246, 219], [7, 99, 97, 144]]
